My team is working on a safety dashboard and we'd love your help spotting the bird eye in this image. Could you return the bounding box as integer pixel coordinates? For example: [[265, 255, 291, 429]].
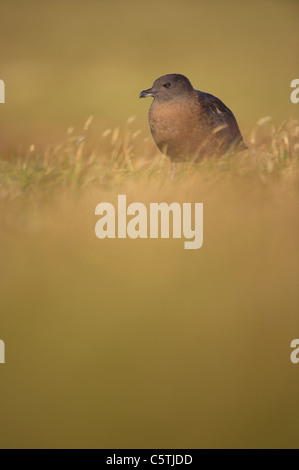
[[163, 83, 171, 88]]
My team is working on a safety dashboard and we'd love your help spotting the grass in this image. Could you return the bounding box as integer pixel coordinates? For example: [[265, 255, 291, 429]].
[[0, 116, 299, 448], [1, 117, 298, 199]]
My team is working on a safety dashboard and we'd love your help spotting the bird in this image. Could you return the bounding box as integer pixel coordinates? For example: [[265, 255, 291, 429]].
[[139, 74, 247, 175]]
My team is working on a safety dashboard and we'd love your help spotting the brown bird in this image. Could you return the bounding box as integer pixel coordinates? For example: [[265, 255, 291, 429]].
[[139, 74, 247, 175]]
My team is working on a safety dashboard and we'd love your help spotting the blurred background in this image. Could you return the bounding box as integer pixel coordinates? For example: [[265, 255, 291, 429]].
[[0, 0, 299, 449], [0, 0, 298, 149]]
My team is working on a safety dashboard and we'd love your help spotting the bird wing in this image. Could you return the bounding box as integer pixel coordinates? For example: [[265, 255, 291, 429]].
[[198, 91, 245, 145]]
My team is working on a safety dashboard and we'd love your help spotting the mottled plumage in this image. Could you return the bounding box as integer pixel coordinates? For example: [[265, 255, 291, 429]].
[[139, 74, 246, 163]]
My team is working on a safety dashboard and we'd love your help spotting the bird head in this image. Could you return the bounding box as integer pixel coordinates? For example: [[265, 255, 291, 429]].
[[139, 74, 194, 103]]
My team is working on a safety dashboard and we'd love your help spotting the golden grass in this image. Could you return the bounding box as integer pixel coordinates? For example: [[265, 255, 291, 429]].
[[0, 117, 298, 448], [1, 117, 298, 200]]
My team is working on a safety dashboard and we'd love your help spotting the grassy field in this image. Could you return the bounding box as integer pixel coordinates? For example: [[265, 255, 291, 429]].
[[0, 0, 299, 449]]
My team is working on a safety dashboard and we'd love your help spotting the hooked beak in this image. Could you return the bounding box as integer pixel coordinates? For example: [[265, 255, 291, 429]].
[[139, 88, 155, 99]]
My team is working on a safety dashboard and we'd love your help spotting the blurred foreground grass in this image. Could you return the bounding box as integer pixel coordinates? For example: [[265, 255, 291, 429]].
[[0, 117, 299, 448]]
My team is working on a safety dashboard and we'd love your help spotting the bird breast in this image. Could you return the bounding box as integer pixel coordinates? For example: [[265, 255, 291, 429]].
[[148, 98, 202, 160]]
